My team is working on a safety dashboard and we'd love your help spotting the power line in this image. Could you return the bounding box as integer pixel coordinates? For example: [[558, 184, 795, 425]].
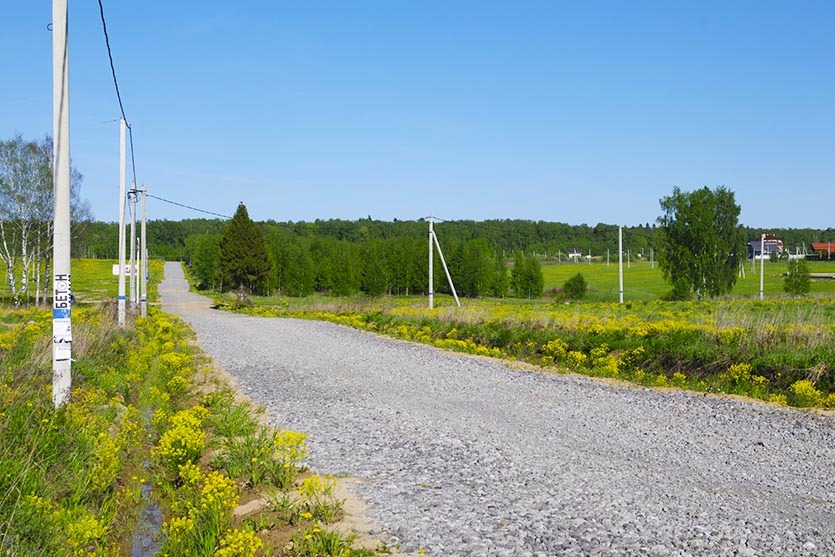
[[96, 0, 138, 186], [146, 193, 232, 219]]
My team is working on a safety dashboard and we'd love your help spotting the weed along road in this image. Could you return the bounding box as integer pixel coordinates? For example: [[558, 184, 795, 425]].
[[160, 263, 835, 556]]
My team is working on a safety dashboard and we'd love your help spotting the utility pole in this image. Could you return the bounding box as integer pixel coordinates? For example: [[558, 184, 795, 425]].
[[52, 0, 72, 408], [432, 228, 461, 307], [140, 185, 147, 316], [428, 217, 434, 309], [129, 185, 137, 306], [118, 119, 127, 327], [759, 234, 765, 301], [650, 247, 654, 270], [427, 217, 461, 308], [618, 227, 624, 304]]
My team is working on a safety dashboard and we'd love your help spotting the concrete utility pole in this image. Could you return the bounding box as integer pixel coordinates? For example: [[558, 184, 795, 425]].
[[759, 234, 765, 301], [427, 217, 461, 309], [117, 119, 127, 327], [52, 0, 72, 408], [428, 217, 434, 309], [129, 185, 137, 305], [618, 227, 624, 304], [432, 229, 461, 307], [140, 185, 147, 316]]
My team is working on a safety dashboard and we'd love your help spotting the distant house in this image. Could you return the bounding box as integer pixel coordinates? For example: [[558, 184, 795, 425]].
[[810, 242, 835, 259], [567, 248, 583, 261], [747, 235, 783, 259]]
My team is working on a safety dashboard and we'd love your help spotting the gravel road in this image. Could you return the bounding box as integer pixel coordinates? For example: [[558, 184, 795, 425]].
[[160, 262, 835, 556]]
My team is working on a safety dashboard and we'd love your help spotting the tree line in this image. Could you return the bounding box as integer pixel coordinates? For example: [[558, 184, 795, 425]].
[[66, 207, 835, 302], [73, 217, 835, 268], [189, 204, 547, 299]]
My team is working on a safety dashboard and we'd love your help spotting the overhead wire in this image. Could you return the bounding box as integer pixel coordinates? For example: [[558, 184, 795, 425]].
[[146, 194, 232, 219], [96, 0, 137, 187], [95, 1, 228, 221]]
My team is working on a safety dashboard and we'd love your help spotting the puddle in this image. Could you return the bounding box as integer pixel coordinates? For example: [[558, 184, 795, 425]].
[[130, 478, 162, 557]]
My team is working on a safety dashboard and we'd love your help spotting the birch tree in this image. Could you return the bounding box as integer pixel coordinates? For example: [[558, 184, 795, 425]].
[[0, 134, 89, 306], [657, 186, 745, 299]]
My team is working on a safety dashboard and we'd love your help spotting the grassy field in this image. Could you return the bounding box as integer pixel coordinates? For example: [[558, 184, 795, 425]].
[[0, 258, 165, 306], [206, 256, 835, 408], [542, 258, 835, 301], [4, 257, 832, 307]]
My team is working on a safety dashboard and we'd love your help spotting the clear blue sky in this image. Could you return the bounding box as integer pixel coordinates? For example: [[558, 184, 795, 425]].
[[2, 1, 834, 228]]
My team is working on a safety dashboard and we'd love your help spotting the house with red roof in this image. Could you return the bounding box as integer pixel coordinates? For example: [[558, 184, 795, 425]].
[[811, 242, 835, 259]]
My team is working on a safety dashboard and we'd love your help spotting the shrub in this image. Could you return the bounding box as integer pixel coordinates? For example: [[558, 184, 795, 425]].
[[297, 475, 344, 523], [562, 273, 588, 300], [784, 259, 811, 296], [789, 379, 823, 407], [214, 528, 263, 557]]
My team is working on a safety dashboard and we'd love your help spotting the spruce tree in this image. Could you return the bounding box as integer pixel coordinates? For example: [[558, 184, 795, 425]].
[[218, 203, 272, 294]]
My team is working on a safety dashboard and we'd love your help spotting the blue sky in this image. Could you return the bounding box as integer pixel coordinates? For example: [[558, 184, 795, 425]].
[[2, 1, 834, 228]]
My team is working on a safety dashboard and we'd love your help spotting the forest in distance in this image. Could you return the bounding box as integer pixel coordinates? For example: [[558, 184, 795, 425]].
[[69, 215, 835, 299], [75, 216, 835, 263]]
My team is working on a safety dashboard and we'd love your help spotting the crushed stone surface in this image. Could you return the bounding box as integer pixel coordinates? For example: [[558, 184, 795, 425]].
[[161, 262, 835, 556]]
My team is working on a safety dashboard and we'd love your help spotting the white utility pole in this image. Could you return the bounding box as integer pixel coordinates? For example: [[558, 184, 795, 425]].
[[427, 217, 460, 308], [432, 230, 461, 307], [650, 247, 654, 270], [140, 185, 147, 316], [618, 227, 624, 304], [118, 119, 127, 326], [759, 234, 765, 301], [52, 0, 72, 408], [129, 186, 137, 306], [428, 217, 434, 309]]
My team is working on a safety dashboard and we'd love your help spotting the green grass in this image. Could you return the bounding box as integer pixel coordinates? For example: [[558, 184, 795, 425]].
[[542, 259, 835, 301], [0, 258, 165, 306]]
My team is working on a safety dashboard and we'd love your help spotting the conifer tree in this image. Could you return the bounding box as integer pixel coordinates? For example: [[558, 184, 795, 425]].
[[218, 203, 272, 294]]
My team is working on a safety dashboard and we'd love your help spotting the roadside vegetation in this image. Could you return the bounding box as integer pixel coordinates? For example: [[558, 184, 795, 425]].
[[190, 195, 835, 411], [1, 259, 382, 556], [211, 277, 835, 410]]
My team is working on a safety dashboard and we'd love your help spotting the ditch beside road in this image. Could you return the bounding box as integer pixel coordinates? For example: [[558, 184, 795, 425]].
[[160, 262, 835, 556]]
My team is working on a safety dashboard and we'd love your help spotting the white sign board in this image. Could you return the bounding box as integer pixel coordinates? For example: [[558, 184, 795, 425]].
[[112, 264, 139, 276]]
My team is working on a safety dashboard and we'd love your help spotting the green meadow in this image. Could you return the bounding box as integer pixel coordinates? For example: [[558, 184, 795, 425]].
[[541, 258, 835, 302], [0, 258, 164, 306]]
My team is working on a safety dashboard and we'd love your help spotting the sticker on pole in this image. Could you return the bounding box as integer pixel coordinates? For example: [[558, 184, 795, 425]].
[[53, 273, 72, 361], [53, 318, 72, 361]]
